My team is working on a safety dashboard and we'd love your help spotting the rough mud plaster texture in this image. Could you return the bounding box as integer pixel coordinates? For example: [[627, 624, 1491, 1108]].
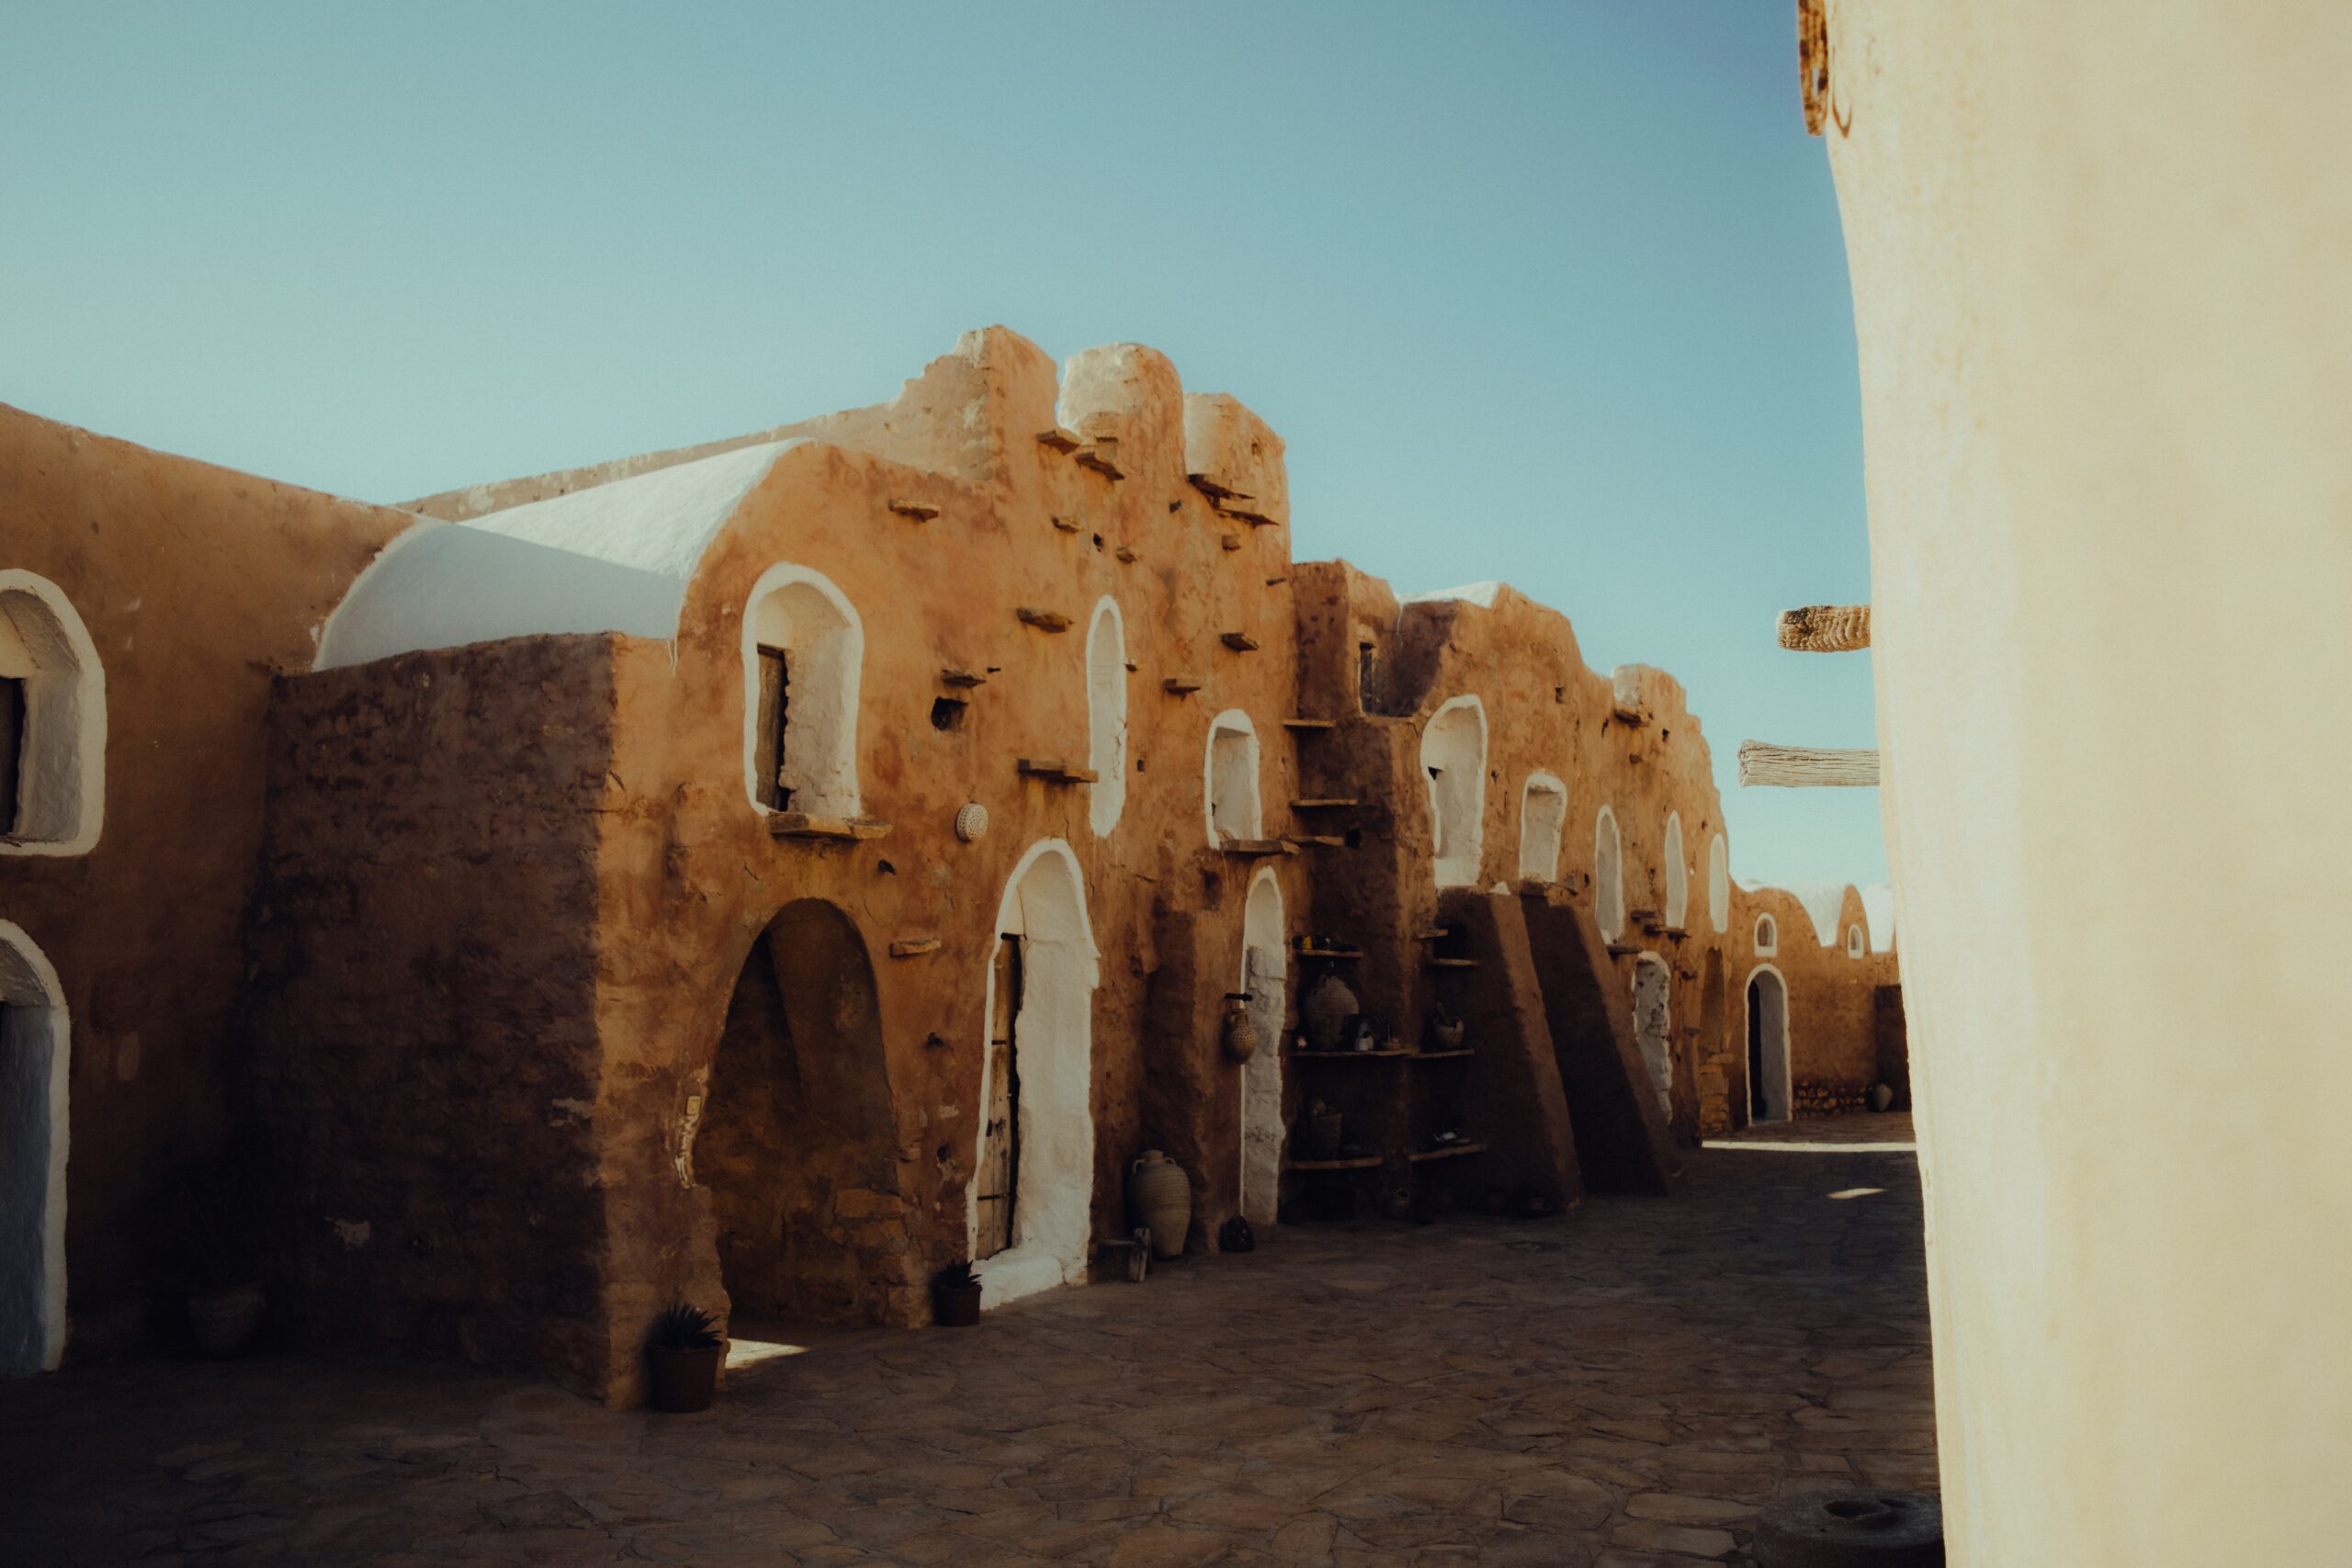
[[1740, 884, 1897, 1099], [1433, 891, 1580, 1210], [0, 403, 409, 1359], [247, 637, 617, 1396], [1520, 893, 1679, 1196], [1822, 5, 2348, 1560], [0, 924, 68, 1373]]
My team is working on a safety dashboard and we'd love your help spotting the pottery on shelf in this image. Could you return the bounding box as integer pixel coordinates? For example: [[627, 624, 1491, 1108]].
[[1128, 1149, 1192, 1259], [1426, 1005, 1467, 1053], [1300, 974, 1358, 1052], [1306, 1101, 1345, 1158]]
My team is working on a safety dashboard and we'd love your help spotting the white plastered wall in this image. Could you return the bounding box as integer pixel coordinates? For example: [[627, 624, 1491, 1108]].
[[1084, 597, 1128, 837], [0, 920, 68, 1373], [1593, 806, 1625, 942], [969, 840, 1099, 1308], [740, 564, 863, 818], [1238, 868, 1287, 1226], [1203, 710, 1262, 845], [1420, 696, 1487, 888], [1818, 11, 2352, 1557], [1518, 773, 1566, 883], [0, 572, 105, 858], [1662, 812, 1688, 929]]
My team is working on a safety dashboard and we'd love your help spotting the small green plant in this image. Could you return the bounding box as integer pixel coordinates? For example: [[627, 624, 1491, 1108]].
[[649, 1302, 722, 1352], [933, 1260, 978, 1292]]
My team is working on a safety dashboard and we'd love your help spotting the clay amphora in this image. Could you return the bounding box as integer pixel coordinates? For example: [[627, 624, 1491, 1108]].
[[1128, 1150, 1192, 1259], [1221, 994, 1260, 1064], [1300, 973, 1358, 1052]]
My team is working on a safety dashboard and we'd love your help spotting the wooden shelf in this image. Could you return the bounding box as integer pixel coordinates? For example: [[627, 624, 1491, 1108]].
[[1282, 717, 1337, 731], [1427, 957, 1479, 969], [769, 813, 892, 841], [1290, 797, 1360, 810], [1218, 839, 1295, 858], [1408, 1142, 1488, 1164], [1284, 1155, 1384, 1172], [1414, 1049, 1475, 1061], [1282, 834, 1345, 849], [1018, 759, 1099, 784], [1413, 928, 1453, 941], [1295, 947, 1364, 960], [1293, 1048, 1413, 1059]]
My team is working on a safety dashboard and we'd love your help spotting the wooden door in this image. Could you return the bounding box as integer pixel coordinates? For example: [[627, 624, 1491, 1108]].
[[0, 676, 22, 834], [754, 646, 791, 809], [975, 937, 1022, 1258]]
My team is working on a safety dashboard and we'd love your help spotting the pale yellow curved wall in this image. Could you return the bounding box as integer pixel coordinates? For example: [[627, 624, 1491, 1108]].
[[1821, 3, 2352, 1562]]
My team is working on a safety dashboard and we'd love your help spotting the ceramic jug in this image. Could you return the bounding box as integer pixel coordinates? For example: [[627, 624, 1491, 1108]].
[[1127, 1149, 1192, 1260]]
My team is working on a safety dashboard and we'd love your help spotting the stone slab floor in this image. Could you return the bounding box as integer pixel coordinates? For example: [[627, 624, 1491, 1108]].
[[0, 1146, 1934, 1566]]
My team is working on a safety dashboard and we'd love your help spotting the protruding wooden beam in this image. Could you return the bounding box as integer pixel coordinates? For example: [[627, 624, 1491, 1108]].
[[1777, 604, 1871, 652], [1737, 741, 1881, 787]]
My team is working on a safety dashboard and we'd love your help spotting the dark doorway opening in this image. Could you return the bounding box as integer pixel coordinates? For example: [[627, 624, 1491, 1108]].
[[976, 936, 1023, 1258]]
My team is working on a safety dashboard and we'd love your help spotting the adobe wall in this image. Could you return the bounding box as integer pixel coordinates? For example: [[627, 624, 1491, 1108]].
[[0, 404, 409, 1358], [1734, 883, 1901, 1112], [575, 332, 1307, 1401], [246, 636, 619, 1395]]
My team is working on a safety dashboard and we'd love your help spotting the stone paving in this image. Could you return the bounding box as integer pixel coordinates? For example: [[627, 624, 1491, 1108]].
[[0, 1145, 1934, 1565]]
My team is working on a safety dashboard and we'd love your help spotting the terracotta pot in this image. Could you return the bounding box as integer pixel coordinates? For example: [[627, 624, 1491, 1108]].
[[647, 1344, 721, 1412], [1220, 995, 1260, 1064], [187, 1282, 264, 1359], [1128, 1149, 1192, 1259], [1300, 974, 1357, 1052], [933, 1282, 982, 1327]]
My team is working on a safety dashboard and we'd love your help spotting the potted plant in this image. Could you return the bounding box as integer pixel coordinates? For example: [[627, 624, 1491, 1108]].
[[646, 1303, 724, 1412], [933, 1260, 982, 1326]]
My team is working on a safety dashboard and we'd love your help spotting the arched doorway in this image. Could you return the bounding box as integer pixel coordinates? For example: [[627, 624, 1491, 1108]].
[[0, 571, 106, 857], [971, 841, 1098, 1307], [1746, 965, 1792, 1122], [0, 920, 68, 1374], [697, 900, 897, 1330], [1632, 955, 1673, 1122], [1238, 869, 1287, 1226]]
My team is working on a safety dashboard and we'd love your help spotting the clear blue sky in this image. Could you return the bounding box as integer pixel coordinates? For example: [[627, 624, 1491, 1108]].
[[0, 2, 1886, 890]]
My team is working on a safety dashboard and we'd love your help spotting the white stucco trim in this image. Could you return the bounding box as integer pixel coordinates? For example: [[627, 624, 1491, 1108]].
[[1420, 695, 1488, 888], [1662, 812, 1688, 930], [1707, 834, 1731, 934], [740, 563, 864, 818], [0, 572, 106, 858], [1084, 597, 1128, 838], [970, 840, 1100, 1309], [1517, 772, 1567, 883], [1744, 964, 1792, 1124], [0, 920, 68, 1373], [1203, 710, 1263, 847], [1754, 912, 1779, 957], [1238, 867, 1287, 1227], [1847, 924, 1867, 959], [1593, 804, 1626, 942]]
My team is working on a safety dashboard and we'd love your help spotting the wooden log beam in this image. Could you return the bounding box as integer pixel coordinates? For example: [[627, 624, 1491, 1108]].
[[1776, 604, 1871, 652], [1737, 741, 1881, 787]]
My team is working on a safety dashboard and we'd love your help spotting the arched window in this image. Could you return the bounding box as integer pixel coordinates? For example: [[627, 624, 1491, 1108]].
[[0, 920, 68, 1373], [741, 566, 863, 818], [1420, 696, 1487, 887], [1204, 711, 1262, 846], [0, 572, 105, 857], [1594, 806, 1625, 941], [1707, 834, 1730, 933], [1517, 773, 1567, 882], [1662, 812, 1688, 929], [1847, 923, 1866, 958], [1754, 912, 1778, 956], [1084, 598, 1127, 837], [1745, 965, 1792, 1123]]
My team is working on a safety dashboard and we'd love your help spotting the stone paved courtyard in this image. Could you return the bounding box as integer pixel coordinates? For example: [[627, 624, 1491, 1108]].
[[0, 1134, 1933, 1565]]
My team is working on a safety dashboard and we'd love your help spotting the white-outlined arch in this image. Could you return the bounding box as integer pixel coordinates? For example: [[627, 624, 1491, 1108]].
[[0, 571, 105, 858], [969, 840, 1100, 1308], [1707, 834, 1730, 933], [1846, 923, 1866, 959], [1744, 963, 1792, 1123], [740, 563, 863, 818], [1420, 695, 1487, 887], [1632, 953, 1674, 1122], [1517, 772, 1567, 883], [1662, 812, 1688, 929], [1204, 710, 1263, 846], [0, 920, 68, 1373], [1238, 867, 1287, 1226], [1593, 805, 1626, 942], [1754, 911, 1779, 956], [1084, 597, 1128, 838]]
